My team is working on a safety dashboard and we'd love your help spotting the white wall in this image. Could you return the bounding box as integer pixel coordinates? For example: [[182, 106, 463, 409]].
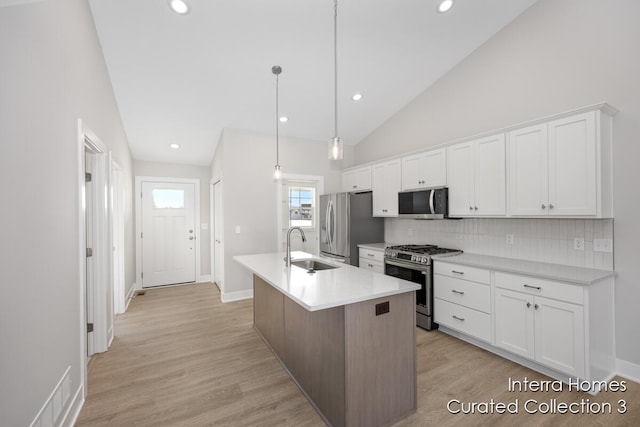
[[133, 160, 211, 278], [211, 128, 354, 299], [355, 0, 640, 368], [0, 0, 135, 425]]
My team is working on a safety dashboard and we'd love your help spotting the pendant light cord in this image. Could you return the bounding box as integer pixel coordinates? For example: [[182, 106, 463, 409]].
[[333, 0, 338, 138], [275, 72, 279, 166]]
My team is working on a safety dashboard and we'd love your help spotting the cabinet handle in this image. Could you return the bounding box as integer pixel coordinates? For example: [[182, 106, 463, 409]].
[[549, 204, 554, 209], [541, 204, 546, 209], [451, 270, 465, 275], [526, 302, 531, 308], [353, 185, 357, 189], [451, 289, 465, 295], [367, 253, 375, 257], [534, 304, 539, 310], [452, 315, 465, 321], [469, 206, 473, 211], [523, 284, 542, 290], [368, 264, 374, 268], [474, 206, 478, 211]]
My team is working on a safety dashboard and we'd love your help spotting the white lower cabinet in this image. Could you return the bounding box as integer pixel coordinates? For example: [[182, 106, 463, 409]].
[[358, 247, 385, 273], [434, 260, 615, 384], [494, 288, 585, 377], [434, 263, 492, 343]]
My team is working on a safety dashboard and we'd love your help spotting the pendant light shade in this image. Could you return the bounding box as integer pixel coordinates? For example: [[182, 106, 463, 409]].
[[328, 0, 344, 160], [272, 65, 283, 179]]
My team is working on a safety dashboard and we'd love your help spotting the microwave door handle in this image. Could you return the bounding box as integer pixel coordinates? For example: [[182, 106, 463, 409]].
[[429, 189, 435, 214]]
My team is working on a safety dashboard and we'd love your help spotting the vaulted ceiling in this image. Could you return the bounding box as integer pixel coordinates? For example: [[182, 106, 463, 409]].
[[89, 0, 539, 165]]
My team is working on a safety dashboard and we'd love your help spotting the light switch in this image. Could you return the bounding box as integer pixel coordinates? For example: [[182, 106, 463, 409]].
[[201, 223, 209, 230], [235, 226, 241, 234]]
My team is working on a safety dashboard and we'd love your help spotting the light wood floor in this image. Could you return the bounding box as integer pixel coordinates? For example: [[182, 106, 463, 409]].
[[76, 283, 639, 426]]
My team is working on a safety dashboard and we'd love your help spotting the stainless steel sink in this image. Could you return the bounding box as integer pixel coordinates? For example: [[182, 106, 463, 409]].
[[291, 259, 338, 272]]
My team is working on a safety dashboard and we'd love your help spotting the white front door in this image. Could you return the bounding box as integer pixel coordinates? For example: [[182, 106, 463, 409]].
[[141, 181, 196, 287]]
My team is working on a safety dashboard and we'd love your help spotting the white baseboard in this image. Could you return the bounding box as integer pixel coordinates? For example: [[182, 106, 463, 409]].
[[124, 284, 136, 312], [616, 358, 640, 384], [61, 384, 84, 427], [198, 274, 211, 283], [221, 289, 253, 302]]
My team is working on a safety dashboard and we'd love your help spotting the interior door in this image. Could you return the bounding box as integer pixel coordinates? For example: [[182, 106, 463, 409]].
[[141, 181, 196, 287], [213, 181, 224, 290], [85, 153, 95, 357]]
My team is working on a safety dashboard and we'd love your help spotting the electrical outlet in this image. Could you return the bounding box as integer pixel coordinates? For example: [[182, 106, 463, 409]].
[[574, 238, 585, 251], [594, 238, 613, 253], [506, 234, 514, 245]]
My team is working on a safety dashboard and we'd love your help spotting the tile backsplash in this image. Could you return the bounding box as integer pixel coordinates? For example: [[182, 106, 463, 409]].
[[385, 218, 614, 271]]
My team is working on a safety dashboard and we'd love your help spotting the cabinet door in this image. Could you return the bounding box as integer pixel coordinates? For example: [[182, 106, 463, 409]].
[[401, 154, 424, 190], [474, 134, 506, 216], [423, 148, 447, 188], [534, 296, 585, 378], [494, 288, 535, 359], [447, 142, 475, 216], [341, 170, 355, 193], [548, 112, 597, 216], [353, 167, 372, 191], [509, 124, 549, 216], [372, 160, 400, 217]]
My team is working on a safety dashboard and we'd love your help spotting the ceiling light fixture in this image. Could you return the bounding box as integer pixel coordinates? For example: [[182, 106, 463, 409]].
[[279, 116, 289, 123], [352, 93, 363, 101], [272, 65, 283, 180], [437, 0, 454, 14], [328, 0, 344, 161], [169, 143, 180, 149], [169, 0, 190, 15]]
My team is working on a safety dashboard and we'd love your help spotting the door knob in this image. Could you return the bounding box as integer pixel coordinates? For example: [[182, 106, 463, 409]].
[[189, 236, 194, 240]]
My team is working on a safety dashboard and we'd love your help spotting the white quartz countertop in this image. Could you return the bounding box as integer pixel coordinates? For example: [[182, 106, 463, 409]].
[[357, 242, 389, 251], [234, 251, 420, 311], [433, 253, 615, 285]]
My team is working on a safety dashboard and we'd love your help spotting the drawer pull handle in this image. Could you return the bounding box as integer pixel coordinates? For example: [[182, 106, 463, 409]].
[[526, 302, 531, 308], [523, 284, 542, 290], [534, 303, 539, 310], [451, 270, 464, 275], [367, 254, 375, 257], [451, 289, 465, 295], [368, 264, 374, 268], [452, 315, 465, 321]]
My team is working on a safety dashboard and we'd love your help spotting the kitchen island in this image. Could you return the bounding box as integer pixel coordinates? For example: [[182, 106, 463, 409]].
[[234, 251, 420, 427]]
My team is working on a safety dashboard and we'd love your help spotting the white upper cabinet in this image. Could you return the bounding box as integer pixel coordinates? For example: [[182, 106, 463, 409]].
[[509, 110, 610, 217], [448, 134, 506, 217], [401, 148, 447, 191], [341, 166, 372, 192], [372, 160, 401, 217]]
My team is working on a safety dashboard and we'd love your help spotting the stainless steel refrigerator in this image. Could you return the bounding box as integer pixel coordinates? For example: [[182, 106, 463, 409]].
[[319, 192, 384, 266]]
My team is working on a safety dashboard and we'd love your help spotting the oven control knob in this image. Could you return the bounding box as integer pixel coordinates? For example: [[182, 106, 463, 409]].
[[420, 256, 426, 263], [411, 255, 416, 262]]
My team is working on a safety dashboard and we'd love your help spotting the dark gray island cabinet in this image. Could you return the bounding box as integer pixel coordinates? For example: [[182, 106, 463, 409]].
[[235, 252, 419, 427]]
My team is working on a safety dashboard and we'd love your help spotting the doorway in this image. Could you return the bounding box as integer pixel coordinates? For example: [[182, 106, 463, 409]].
[[135, 177, 200, 289], [211, 179, 224, 293], [77, 119, 114, 395]]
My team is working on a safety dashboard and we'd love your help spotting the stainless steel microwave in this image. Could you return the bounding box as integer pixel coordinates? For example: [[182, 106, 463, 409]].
[[398, 187, 449, 219]]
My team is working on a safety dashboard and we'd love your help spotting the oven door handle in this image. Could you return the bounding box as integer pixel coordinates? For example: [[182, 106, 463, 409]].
[[384, 258, 430, 272]]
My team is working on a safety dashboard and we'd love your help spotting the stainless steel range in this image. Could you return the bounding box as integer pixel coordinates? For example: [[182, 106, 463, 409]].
[[384, 244, 462, 331]]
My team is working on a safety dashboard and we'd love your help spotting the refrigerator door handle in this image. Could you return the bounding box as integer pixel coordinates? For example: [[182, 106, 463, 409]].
[[324, 199, 331, 245], [328, 199, 334, 250]]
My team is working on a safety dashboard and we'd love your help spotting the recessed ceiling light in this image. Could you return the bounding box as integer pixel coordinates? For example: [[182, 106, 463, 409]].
[[169, 0, 190, 15], [169, 143, 180, 149], [279, 116, 289, 123], [352, 93, 363, 101], [437, 0, 454, 14]]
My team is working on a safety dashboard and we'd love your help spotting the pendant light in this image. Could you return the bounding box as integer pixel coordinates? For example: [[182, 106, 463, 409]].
[[272, 65, 283, 180], [328, 0, 344, 160]]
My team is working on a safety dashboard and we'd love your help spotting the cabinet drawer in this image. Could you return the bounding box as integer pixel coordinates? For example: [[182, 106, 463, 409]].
[[435, 298, 492, 343], [359, 248, 384, 263], [495, 272, 583, 305], [434, 262, 490, 285], [359, 258, 384, 274], [434, 275, 491, 313]]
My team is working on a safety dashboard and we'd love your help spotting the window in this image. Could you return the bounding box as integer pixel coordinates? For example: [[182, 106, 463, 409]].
[[287, 184, 315, 228], [152, 189, 185, 209]]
